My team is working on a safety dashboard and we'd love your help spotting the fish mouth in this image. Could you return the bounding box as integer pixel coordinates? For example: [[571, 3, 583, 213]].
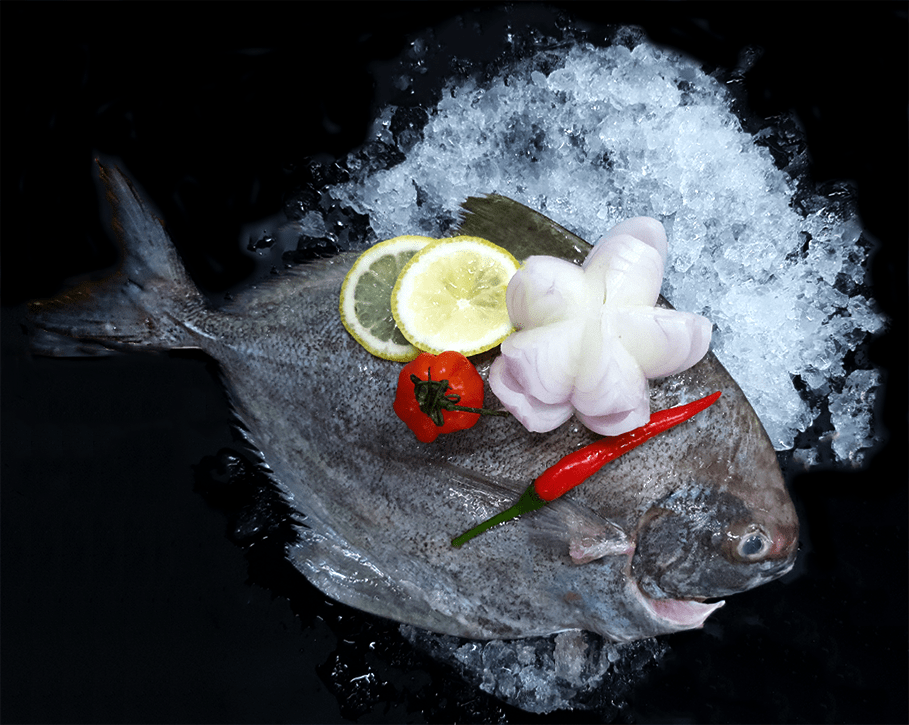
[[626, 546, 725, 629], [633, 583, 725, 628]]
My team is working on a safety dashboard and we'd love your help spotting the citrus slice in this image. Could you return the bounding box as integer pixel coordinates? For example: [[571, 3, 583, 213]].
[[340, 235, 434, 361], [391, 236, 519, 356]]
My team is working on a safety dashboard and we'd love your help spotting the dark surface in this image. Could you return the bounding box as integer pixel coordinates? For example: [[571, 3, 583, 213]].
[[3, 4, 906, 723]]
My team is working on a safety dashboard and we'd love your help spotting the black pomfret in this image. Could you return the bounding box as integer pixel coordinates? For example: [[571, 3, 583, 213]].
[[28, 164, 798, 643]]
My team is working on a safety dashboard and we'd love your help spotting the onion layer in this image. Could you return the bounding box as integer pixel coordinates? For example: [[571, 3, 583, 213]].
[[489, 217, 712, 436]]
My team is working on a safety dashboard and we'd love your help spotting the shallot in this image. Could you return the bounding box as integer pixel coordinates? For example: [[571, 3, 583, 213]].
[[488, 217, 712, 436]]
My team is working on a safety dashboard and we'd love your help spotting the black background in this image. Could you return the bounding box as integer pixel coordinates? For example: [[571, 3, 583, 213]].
[[2, 3, 906, 723]]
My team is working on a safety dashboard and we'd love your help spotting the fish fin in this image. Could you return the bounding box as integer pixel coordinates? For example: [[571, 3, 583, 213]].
[[219, 252, 358, 315], [530, 497, 632, 564], [455, 194, 591, 263], [289, 526, 477, 637], [26, 326, 123, 357], [456, 195, 675, 310], [27, 162, 206, 356]]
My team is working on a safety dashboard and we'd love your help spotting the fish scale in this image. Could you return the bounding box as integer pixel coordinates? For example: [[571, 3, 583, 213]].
[[28, 163, 798, 643]]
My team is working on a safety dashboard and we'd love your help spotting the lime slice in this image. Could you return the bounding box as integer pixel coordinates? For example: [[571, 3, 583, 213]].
[[391, 236, 519, 356], [340, 235, 434, 361]]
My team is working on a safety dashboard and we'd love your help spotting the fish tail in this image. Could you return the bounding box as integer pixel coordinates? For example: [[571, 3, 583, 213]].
[[28, 162, 207, 356]]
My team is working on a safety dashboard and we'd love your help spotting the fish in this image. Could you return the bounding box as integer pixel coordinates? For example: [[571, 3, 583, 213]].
[[27, 162, 798, 644]]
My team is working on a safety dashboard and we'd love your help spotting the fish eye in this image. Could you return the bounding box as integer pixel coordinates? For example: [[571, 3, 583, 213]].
[[726, 523, 773, 562], [738, 533, 769, 558]]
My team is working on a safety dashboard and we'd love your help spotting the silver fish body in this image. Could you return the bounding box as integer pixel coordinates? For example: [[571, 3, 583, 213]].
[[29, 165, 798, 643]]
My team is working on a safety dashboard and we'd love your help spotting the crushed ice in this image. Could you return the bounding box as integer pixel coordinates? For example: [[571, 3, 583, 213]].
[[401, 625, 667, 715], [310, 35, 885, 465]]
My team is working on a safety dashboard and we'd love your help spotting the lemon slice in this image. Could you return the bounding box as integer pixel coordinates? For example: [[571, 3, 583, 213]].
[[340, 235, 434, 361], [392, 236, 519, 356]]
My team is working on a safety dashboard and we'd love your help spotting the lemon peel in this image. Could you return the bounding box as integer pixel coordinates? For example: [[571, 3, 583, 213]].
[[339, 235, 434, 361]]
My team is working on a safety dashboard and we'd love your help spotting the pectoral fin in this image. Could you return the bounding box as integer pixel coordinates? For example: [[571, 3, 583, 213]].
[[530, 496, 633, 564]]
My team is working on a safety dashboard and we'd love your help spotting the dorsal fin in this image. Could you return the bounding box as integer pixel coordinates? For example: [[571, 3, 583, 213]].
[[456, 193, 674, 309], [455, 194, 591, 263], [219, 252, 358, 314]]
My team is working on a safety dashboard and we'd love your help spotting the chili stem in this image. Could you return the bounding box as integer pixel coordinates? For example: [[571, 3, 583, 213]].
[[451, 485, 545, 548]]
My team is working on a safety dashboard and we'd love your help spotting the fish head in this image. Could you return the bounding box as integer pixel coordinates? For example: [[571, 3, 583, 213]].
[[627, 388, 799, 612], [630, 482, 798, 604], [536, 396, 799, 639], [563, 471, 798, 638]]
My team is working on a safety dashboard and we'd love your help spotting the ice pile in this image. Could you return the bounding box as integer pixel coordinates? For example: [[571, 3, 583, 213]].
[[313, 36, 885, 463], [828, 368, 883, 463], [401, 625, 666, 715]]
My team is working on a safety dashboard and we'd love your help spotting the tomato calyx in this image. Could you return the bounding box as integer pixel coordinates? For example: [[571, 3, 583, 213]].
[[394, 351, 508, 443], [410, 371, 494, 426]]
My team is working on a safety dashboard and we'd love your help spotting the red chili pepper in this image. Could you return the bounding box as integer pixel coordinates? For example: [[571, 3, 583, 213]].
[[451, 390, 722, 547], [394, 351, 508, 443]]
